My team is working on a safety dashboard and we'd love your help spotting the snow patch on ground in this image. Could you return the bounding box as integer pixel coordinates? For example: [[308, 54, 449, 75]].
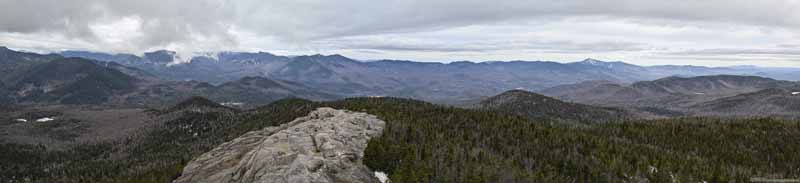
[[36, 117, 55, 122], [648, 166, 658, 174], [792, 92, 800, 95], [374, 171, 389, 183], [220, 102, 245, 107], [15, 119, 27, 122], [694, 92, 705, 95]]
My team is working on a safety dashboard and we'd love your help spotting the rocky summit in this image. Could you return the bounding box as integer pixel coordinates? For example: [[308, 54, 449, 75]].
[[174, 107, 386, 183]]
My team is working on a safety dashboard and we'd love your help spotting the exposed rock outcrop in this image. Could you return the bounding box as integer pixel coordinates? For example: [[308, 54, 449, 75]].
[[174, 107, 386, 183]]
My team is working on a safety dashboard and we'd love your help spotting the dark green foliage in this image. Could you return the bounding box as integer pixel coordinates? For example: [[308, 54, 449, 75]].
[[161, 96, 232, 113], [206, 77, 339, 107], [325, 98, 799, 182], [2, 97, 799, 182], [0, 97, 318, 183], [0, 142, 114, 182], [590, 118, 800, 180], [479, 90, 630, 123]]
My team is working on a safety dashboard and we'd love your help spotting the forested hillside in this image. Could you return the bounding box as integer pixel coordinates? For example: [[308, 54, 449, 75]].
[[477, 90, 631, 123], [1, 97, 798, 182]]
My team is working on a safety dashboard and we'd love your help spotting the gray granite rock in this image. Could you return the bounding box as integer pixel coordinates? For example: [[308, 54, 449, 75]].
[[175, 107, 386, 183]]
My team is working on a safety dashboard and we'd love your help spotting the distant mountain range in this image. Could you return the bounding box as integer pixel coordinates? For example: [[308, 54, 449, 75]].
[[6, 46, 800, 114], [541, 75, 800, 118], [59, 48, 800, 103], [0, 47, 337, 107]]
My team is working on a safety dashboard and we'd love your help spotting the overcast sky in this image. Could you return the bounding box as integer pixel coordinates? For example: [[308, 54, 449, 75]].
[[1, 0, 799, 67]]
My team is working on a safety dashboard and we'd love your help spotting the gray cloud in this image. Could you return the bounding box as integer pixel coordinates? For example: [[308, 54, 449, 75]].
[[229, 0, 800, 41], [647, 55, 800, 63], [778, 44, 800, 48], [3, 1, 799, 44], [0, 0, 234, 52], [319, 38, 646, 53], [668, 49, 800, 57], [0, 0, 799, 66]]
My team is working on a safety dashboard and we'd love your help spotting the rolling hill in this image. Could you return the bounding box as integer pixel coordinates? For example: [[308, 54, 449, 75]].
[[541, 75, 800, 118], [477, 90, 630, 123], [111, 76, 341, 108], [690, 86, 800, 118], [205, 76, 339, 107]]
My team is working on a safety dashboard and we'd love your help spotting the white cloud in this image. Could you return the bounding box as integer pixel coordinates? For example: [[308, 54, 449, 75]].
[[89, 16, 144, 50], [0, 0, 799, 66]]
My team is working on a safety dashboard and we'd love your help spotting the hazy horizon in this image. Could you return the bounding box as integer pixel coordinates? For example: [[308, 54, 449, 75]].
[[2, 46, 797, 69]]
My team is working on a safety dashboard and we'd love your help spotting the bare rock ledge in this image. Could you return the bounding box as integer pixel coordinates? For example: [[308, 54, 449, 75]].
[[175, 107, 386, 183]]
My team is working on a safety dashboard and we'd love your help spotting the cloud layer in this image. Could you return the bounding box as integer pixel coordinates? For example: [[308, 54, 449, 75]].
[[0, 0, 799, 66]]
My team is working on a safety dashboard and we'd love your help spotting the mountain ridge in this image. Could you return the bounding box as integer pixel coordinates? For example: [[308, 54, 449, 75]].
[[50, 47, 800, 103], [541, 75, 800, 118], [5, 57, 140, 105], [7, 46, 800, 107], [1, 48, 339, 107]]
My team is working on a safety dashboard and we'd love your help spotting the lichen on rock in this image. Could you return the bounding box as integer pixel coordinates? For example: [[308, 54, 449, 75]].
[[175, 107, 386, 183]]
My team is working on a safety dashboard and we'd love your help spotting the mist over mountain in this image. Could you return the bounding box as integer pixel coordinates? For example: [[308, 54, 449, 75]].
[[1, 48, 338, 107], [10, 46, 800, 118], [57, 49, 800, 103]]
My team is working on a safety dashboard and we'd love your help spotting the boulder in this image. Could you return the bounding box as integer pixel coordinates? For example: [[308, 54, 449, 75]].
[[175, 107, 386, 183]]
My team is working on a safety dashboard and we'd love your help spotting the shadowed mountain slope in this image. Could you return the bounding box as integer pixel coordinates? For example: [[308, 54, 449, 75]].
[[541, 75, 800, 118], [4, 57, 140, 105], [478, 90, 630, 123]]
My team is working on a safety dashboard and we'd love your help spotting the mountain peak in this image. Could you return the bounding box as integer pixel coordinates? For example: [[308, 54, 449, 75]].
[[295, 53, 355, 62], [572, 58, 645, 71], [480, 89, 628, 123], [165, 96, 231, 113], [146, 50, 176, 54], [578, 58, 627, 65], [0, 46, 25, 56], [581, 58, 604, 64], [483, 90, 554, 107], [449, 61, 476, 65], [500, 89, 540, 96]]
